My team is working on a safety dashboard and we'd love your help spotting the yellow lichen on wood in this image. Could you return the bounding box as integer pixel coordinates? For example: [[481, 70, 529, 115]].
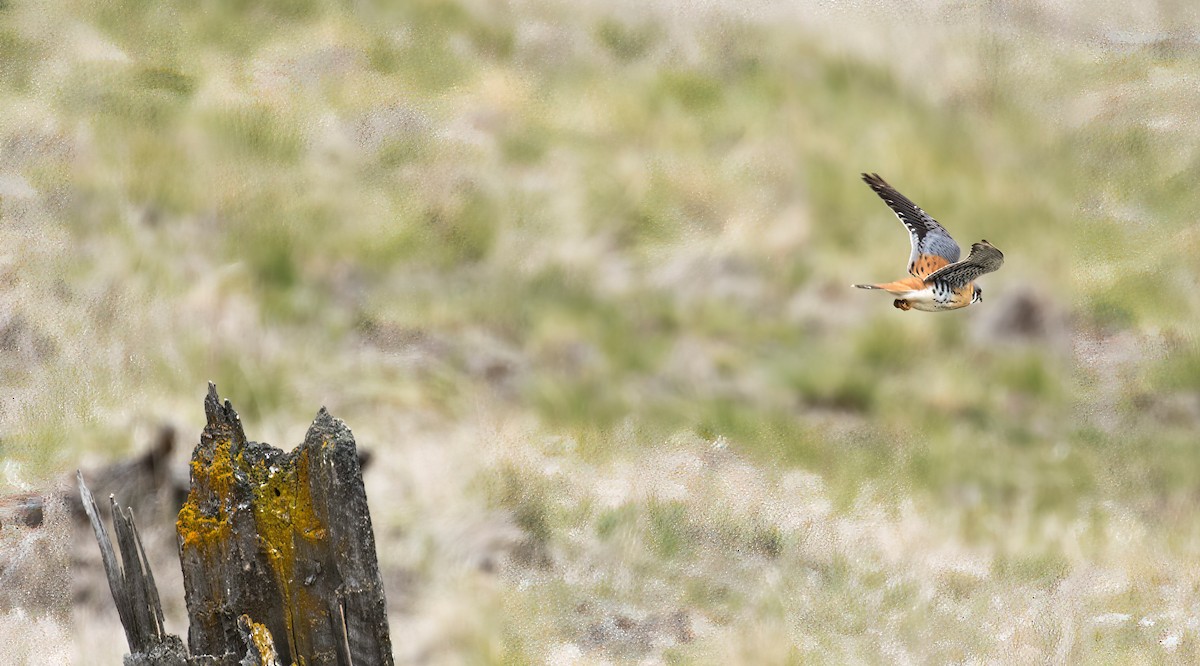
[[238, 614, 283, 666], [246, 447, 330, 662], [176, 438, 238, 548], [175, 431, 337, 663]]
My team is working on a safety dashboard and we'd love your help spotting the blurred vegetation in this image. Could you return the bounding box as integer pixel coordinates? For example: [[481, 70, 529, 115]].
[[3, 0, 1200, 662]]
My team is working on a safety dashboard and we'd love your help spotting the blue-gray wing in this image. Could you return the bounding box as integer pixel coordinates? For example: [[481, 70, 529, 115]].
[[861, 173, 960, 280], [925, 241, 1004, 287]]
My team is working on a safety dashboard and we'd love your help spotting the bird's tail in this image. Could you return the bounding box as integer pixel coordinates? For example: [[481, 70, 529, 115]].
[[852, 283, 880, 289]]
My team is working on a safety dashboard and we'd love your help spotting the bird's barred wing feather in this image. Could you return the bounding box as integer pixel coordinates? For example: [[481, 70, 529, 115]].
[[925, 241, 1004, 287], [861, 173, 960, 280]]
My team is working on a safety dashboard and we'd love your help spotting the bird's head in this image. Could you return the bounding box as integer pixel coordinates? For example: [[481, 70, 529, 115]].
[[972, 285, 983, 304]]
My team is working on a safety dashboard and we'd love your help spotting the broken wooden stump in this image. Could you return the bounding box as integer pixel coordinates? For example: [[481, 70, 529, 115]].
[[82, 383, 394, 665], [178, 383, 393, 665]]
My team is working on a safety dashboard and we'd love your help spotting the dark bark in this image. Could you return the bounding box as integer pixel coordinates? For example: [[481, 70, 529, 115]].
[[176, 383, 394, 665]]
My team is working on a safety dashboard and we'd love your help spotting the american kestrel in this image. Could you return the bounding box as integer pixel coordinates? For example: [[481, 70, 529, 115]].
[[853, 173, 1003, 311]]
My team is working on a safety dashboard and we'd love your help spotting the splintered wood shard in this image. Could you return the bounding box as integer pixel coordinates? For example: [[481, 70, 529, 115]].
[[177, 383, 394, 665], [78, 471, 187, 663]]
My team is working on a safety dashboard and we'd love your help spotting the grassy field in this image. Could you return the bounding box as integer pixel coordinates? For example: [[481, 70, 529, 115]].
[[3, 0, 1200, 662]]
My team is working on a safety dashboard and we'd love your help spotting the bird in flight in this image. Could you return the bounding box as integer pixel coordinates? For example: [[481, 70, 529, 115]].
[[853, 173, 1003, 311]]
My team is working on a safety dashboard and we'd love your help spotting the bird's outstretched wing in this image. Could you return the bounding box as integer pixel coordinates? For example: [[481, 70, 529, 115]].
[[925, 241, 1004, 287], [861, 173, 960, 280]]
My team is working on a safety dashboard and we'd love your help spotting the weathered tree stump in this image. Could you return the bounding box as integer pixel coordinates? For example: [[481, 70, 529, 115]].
[[177, 384, 393, 665], [82, 383, 394, 665]]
